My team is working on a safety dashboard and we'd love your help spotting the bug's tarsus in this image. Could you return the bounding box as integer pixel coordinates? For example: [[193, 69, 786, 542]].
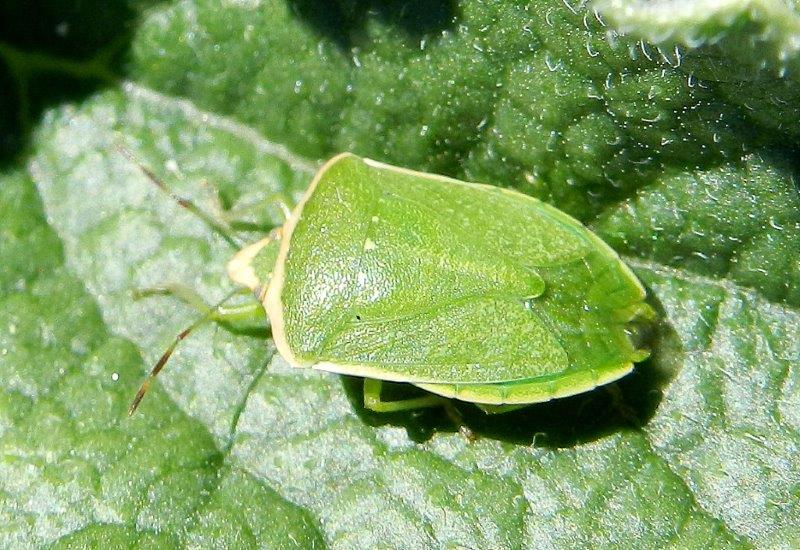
[[127, 289, 238, 416], [443, 402, 476, 442], [115, 143, 242, 249], [604, 384, 642, 427]]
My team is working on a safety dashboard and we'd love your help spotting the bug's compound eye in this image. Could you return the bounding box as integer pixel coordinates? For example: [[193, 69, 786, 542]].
[[355, 314, 363, 321]]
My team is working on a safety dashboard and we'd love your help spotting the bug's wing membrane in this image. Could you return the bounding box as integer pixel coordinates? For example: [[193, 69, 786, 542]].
[[274, 155, 649, 391]]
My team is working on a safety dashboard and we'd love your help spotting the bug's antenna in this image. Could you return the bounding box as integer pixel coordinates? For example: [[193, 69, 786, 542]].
[[116, 143, 243, 249], [128, 289, 239, 416]]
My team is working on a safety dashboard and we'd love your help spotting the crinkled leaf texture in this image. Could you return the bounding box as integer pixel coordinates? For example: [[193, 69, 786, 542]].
[[2, 0, 800, 548]]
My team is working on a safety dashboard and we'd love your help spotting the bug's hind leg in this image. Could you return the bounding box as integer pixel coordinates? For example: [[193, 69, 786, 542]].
[[475, 403, 529, 414], [363, 380, 475, 440], [362, 379, 448, 412], [442, 402, 476, 442]]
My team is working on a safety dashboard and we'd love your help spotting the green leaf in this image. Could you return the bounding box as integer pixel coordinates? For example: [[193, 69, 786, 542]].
[[594, 0, 800, 75], [2, 0, 799, 547], [594, 0, 800, 141]]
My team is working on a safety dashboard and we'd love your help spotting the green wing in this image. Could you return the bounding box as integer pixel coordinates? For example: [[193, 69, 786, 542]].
[[269, 154, 647, 392]]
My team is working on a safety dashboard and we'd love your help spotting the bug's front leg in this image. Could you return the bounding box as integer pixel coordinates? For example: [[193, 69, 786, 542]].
[[133, 284, 266, 326], [222, 191, 294, 231], [128, 286, 266, 415]]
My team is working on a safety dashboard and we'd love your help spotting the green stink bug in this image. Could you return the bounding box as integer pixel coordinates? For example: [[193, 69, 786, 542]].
[[128, 152, 651, 417]]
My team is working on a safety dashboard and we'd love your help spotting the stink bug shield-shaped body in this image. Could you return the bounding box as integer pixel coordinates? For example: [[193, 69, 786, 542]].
[[226, 153, 650, 412]]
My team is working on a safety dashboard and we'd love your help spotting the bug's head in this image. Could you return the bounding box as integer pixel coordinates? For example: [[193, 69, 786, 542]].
[[226, 227, 283, 301]]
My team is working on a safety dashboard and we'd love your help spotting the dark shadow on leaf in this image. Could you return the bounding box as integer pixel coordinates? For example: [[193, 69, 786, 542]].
[[342, 291, 681, 446], [0, 1, 160, 165], [287, 0, 459, 51]]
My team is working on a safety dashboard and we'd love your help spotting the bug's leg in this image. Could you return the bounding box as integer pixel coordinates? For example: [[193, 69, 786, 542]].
[[442, 402, 476, 442], [362, 379, 448, 412], [222, 191, 294, 230], [133, 284, 266, 325], [604, 384, 642, 426], [133, 284, 213, 314], [363, 380, 476, 440], [475, 403, 529, 414], [129, 289, 234, 415], [128, 289, 266, 416]]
